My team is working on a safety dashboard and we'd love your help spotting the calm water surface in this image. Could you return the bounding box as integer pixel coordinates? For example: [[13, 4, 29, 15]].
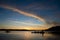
[[0, 31, 60, 40]]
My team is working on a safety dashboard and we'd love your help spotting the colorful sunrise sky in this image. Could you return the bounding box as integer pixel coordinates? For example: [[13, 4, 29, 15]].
[[0, 0, 60, 30]]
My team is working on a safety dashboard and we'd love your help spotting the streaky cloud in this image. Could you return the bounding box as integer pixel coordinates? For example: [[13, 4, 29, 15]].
[[0, 5, 46, 23], [7, 19, 41, 26]]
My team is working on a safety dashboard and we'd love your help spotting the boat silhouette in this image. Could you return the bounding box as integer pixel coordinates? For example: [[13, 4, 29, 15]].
[[32, 30, 45, 34]]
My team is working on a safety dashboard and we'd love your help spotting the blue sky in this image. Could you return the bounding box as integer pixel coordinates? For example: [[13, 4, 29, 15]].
[[0, 0, 60, 29]]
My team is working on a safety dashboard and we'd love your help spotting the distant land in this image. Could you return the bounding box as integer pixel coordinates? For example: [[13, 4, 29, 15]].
[[0, 29, 40, 33], [0, 26, 60, 34], [0, 29, 41, 31], [45, 26, 60, 34], [45, 26, 60, 31], [0, 26, 60, 32]]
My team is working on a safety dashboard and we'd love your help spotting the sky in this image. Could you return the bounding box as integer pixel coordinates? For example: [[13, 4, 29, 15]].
[[0, 0, 60, 30]]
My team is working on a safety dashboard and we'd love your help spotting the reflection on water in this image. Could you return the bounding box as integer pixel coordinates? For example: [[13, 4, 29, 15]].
[[0, 31, 60, 40]]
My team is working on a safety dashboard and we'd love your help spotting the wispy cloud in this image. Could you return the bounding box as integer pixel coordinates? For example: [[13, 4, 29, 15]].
[[6, 19, 42, 26], [0, 5, 46, 23]]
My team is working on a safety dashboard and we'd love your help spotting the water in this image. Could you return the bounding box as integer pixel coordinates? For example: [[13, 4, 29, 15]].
[[0, 31, 60, 40]]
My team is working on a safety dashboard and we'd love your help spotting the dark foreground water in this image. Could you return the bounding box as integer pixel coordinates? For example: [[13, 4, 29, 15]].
[[0, 31, 60, 40]]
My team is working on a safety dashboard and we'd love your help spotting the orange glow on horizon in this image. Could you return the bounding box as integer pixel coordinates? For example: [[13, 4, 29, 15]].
[[0, 25, 49, 30]]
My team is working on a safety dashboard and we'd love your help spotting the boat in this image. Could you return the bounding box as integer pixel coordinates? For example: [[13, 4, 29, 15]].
[[32, 30, 45, 34]]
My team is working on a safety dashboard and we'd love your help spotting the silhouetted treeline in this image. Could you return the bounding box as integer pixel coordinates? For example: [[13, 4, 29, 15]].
[[46, 26, 60, 31], [0, 29, 40, 31], [45, 26, 60, 34]]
